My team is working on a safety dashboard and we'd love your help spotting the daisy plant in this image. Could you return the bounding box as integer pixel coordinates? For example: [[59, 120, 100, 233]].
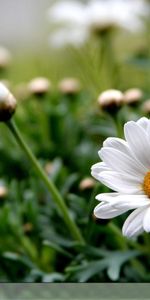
[[0, 83, 85, 245], [91, 117, 150, 238]]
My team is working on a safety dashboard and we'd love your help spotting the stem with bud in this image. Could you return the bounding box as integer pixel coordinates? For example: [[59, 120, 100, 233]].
[[6, 119, 85, 245]]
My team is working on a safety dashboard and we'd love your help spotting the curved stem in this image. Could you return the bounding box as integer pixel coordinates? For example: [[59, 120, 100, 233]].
[[6, 119, 85, 245]]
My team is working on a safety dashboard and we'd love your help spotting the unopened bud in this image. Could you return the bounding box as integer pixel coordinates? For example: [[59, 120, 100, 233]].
[[28, 77, 51, 97], [124, 88, 143, 106], [0, 185, 8, 198], [98, 89, 124, 113], [142, 99, 150, 114], [58, 78, 81, 95], [0, 47, 11, 70], [23, 222, 33, 233], [79, 177, 95, 191], [45, 162, 54, 175], [0, 83, 17, 121]]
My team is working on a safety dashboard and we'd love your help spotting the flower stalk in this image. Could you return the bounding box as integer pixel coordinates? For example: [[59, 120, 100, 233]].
[[6, 119, 85, 245]]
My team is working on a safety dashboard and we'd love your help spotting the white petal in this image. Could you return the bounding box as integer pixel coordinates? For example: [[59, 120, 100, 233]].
[[122, 207, 147, 238], [143, 206, 150, 232], [124, 121, 150, 169], [91, 162, 111, 180], [99, 147, 146, 178], [146, 122, 150, 141], [48, 1, 86, 25], [94, 202, 127, 219], [103, 137, 132, 156], [98, 171, 142, 194], [136, 117, 149, 131], [96, 193, 149, 209], [91, 162, 111, 178], [96, 192, 119, 202]]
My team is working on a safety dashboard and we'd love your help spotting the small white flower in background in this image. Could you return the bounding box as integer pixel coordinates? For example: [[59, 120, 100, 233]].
[[91, 117, 150, 238], [47, 0, 88, 47], [47, 0, 86, 25], [47, 0, 149, 47]]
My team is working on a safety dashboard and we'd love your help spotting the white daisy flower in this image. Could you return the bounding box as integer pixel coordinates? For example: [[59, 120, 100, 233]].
[[86, 0, 149, 33], [47, 0, 149, 47], [91, 117, 150, 238], [47, 0, 86, 25]]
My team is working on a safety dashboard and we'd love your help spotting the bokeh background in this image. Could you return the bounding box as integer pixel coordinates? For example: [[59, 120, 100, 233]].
[[0, 0, 150, 282]]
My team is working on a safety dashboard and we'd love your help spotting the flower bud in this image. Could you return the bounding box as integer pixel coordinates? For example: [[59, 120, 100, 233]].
[[97, 89, 124, 113], [28, 77, 51, 97], [142, 99, 150, 114], [0, 83, 17, 121], [23, 222, 33, 233], [58, 78, 81, 95], [0, 47, 11, 70], [45, 162, 54, 175], [79, 177, 95, 191], [124, 88, 143, 106], [0, 185, 8, 198]]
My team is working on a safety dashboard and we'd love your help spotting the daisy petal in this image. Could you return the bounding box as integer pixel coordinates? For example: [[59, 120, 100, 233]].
[[91, 162, 111, 180], [99, 147, 146, 178], [96, 193, 149, 209], [96, 193, 119, 201], [98, 171, 142, 194], [103, 137, 131, 156], [124, 121, 150, 169], [136, 117, 149, 131], [122, 207, 147, 238], [143, 206, 150, 232], [94, 202, 127, 219]]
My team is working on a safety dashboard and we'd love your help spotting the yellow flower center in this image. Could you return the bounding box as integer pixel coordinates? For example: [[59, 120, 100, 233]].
[[143, 172, 150, 197]]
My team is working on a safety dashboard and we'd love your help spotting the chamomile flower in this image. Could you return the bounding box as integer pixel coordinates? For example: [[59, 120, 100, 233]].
[[91, 117, 150, 238], [47, 0, 149, 47]]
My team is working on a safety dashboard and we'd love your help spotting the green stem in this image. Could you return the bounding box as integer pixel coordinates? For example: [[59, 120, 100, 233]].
[[6, 119, 85, 245], [111, 114, 123, 138]]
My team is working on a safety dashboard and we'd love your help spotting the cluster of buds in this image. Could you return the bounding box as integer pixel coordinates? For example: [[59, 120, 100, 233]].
[[97, 87, 143, 114]]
